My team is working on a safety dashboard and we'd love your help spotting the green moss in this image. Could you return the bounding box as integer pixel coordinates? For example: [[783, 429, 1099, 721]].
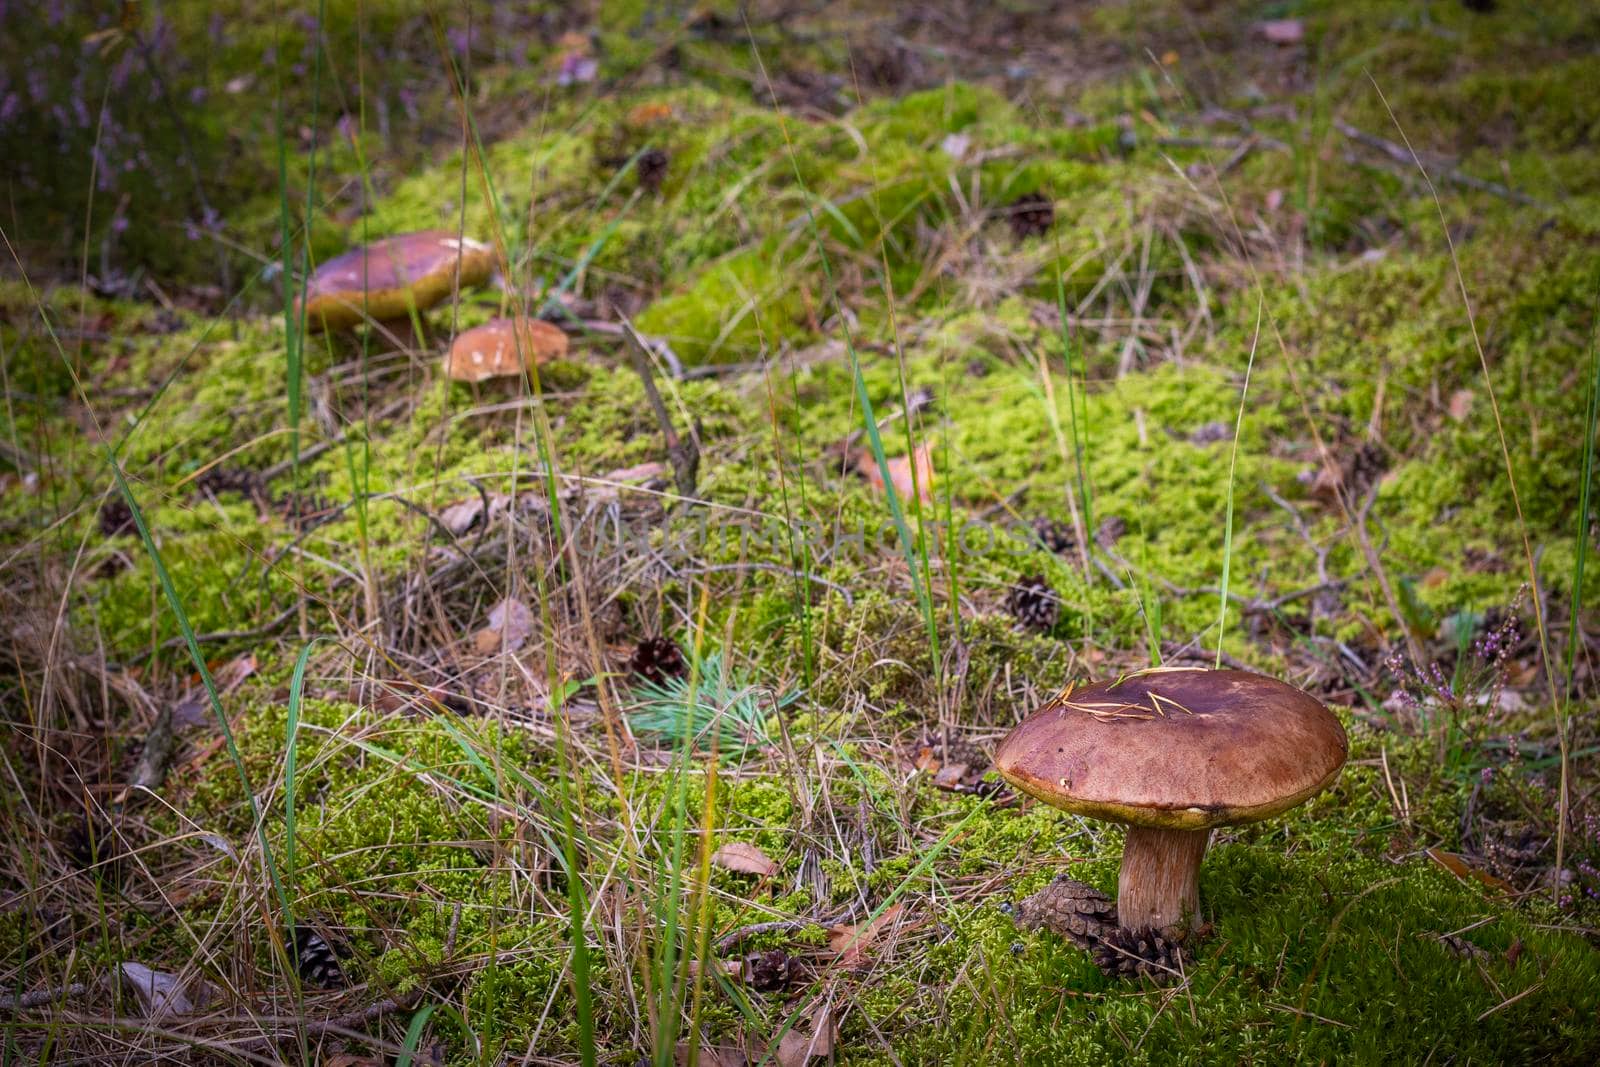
[[890, 843, 1600, 1064], [634, 243, 810, 364], [11, 6, 1600, 1059]]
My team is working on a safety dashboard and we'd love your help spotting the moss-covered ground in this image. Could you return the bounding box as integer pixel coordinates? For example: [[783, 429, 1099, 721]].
[[3, 1, 1600, 1063]]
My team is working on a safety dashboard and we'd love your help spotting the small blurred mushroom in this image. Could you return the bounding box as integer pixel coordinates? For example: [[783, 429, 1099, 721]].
[[995, 667, 1347, 935], [444, 316, 569, 383], [299, 230, 496, 343]]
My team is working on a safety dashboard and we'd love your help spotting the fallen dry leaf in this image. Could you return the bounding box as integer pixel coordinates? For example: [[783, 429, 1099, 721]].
[[828, 902, 904, 968], [858, 443, 934, 505], [603, 460, 669, 483], [908, 734, 1002, 797], [1258, 18, 1304, 44], [438, 492, 519, 537], [214, 653, 257, 694], [474, 597, 536, 654], [170, 696, 210, 730], [440, 497, 487, 536], [774, 1004, 838, 1067], [117, 962, 216, 1020], [1426, 848, 1515, 894], [675, 1042, 745, 1067], [712, 841, 778, 878]]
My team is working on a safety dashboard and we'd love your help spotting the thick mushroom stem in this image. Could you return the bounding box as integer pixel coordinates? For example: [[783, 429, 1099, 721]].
[[1116, 826, 1211, 933]]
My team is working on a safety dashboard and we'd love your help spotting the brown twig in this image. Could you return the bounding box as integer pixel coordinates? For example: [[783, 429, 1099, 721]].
[[0, 982, 95, 1012], [220, 993, 422, 1056], [621, 319, 699, 498], [1333, 119, 1549, 210], [714, 901, 863, 955]]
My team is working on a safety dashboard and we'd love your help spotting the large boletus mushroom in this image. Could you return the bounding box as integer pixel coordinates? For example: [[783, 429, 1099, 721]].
[[444, 316, 569, 383], [995, 667, 1347, 934], [299, 230, 496, 333]]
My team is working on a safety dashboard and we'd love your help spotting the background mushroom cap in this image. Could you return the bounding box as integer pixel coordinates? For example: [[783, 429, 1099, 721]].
[[995, 667, 1348, 830], [445, 316, 569, 382], [299, 231, 495, 330]]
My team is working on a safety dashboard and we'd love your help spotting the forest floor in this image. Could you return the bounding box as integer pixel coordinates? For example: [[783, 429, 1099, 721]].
[[3, 1, 1600, 1063]]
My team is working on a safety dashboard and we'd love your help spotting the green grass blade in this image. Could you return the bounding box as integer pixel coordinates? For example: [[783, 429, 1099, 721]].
[[108, 459, 291, 929], [397, 1002, 438, 1067], [1216, 298, 1262, 667], [284, 640, 322, 911], [1565, 319, 1599, 700]]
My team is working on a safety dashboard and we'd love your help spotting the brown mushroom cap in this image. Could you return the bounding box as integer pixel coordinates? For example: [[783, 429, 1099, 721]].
[[444, 317, 570, 383], [299, 231, 495, 331], [995, 667, 1347, 831]]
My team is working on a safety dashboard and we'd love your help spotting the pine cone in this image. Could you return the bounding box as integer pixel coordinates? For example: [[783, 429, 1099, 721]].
[[98, 496, 134, 537], [630, 636, 688, 686], [1006, 575, 1059, 631], [637, 147, 670, 193], [917, 730, 986, 770], [1345, 442, 1388, 499], [1013, 875, 1117, 951], [1031, 517, 1075, 555], [1303, 440, 1389, 505], [1004, 192, 1055, 240], [194, 466, 263, 499], [1095, 514, 1127, 548], [1091, 926, 1185, 982], [745, 948, 793, 992], [291, 925, 347, 989]]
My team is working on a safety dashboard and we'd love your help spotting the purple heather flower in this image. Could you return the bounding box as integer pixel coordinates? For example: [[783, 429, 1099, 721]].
[[557, 54, 598, 86], [109, 53, 133, 93]]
